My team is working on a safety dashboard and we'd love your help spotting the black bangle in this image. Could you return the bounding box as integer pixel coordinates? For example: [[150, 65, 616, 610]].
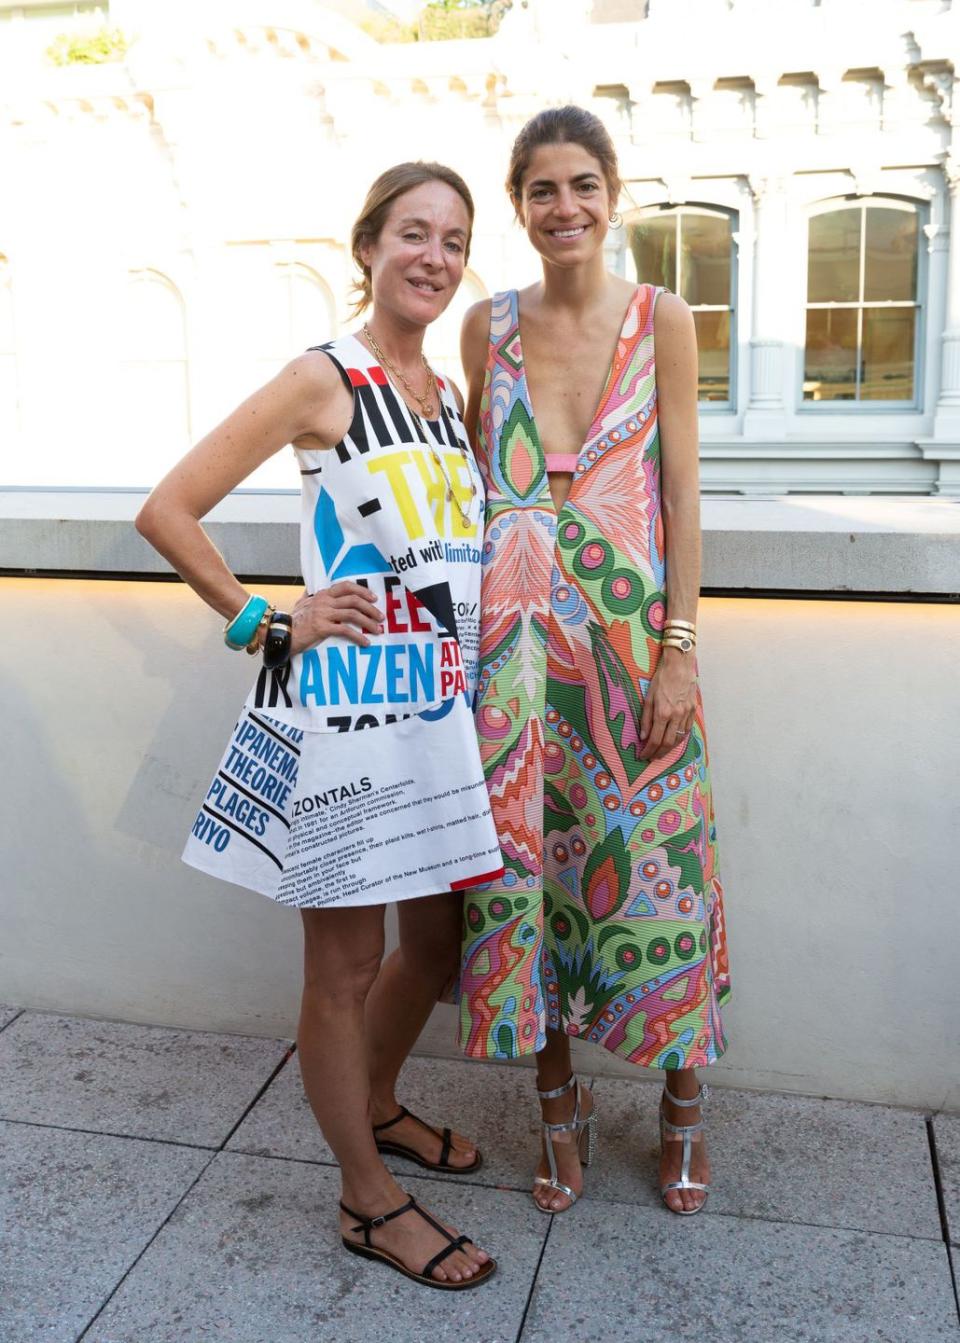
[[262, 611, 293, 669]]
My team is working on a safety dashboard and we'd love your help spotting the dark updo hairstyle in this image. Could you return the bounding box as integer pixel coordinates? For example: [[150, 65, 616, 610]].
[[506, 104, 621, 211], [350, 161, 475, 315]]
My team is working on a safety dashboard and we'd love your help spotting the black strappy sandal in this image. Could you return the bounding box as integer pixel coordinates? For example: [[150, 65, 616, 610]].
[[339, 1195, 497, 1290], [372, 1106, 483, 1173]]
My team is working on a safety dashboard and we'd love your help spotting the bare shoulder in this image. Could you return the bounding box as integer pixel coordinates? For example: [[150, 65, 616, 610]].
[[461, 297, 493, 372], [281, 348, 348, 399], [653, 291, 696, 346], [279, 348, 354, 449], [461, 298, 492, 344], [611, 274, 639, 304]]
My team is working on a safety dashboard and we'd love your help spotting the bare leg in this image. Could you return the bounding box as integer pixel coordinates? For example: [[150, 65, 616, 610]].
[[297, 906, 489, 1282], [531, 1027, 593, 1213], [529, 1025, 709, 1214], [364, 891, 477, 1168], [660, 1066, 710, 1213]]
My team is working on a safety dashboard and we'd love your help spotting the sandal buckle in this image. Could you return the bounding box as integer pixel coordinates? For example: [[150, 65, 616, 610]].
[[369, 1214, 388, 1228]]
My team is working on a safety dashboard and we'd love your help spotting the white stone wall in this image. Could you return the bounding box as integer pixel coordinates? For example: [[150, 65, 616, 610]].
[[2, 573, 957, 1112], [1, 0, 959, 493]]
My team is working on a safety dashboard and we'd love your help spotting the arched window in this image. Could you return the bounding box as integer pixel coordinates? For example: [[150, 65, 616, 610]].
[[255, 262, 336, 380], [0, 254, 18, 456], [626, 205, 736, 404], [239, 260, 337, 491], [120, 270, 190, 476], [804, 199, 921, 404], [275, 262, 336, 363]]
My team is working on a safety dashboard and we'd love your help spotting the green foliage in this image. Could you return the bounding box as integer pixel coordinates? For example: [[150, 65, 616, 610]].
[[363, 1, 511, 42], [418, 9, 492, 38], [46, 25, 128, 66], [421, 0, 509, 38], [426, 0, 498, 10], [358, 14, 417, 42]]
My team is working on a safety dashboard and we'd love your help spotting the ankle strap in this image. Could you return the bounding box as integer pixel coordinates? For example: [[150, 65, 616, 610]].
[[371, 1106, 408, 1135], [339, 1195, 415, 1235], [661, 1115, 706, 1137], [537, 1074, 576, 1101], [663, 1082, 709, 1108]]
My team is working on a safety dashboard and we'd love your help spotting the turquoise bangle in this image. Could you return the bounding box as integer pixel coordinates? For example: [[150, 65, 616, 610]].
[[224, 595, 269, 650]]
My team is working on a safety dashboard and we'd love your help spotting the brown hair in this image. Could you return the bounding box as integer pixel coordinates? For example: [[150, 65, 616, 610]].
[[506, 105, 621, 208], [350, 161, 475, 315]]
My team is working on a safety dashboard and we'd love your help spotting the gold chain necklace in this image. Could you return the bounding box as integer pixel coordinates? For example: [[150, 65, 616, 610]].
[[361, 324, 479, 528], [362, 323, 438, 418]]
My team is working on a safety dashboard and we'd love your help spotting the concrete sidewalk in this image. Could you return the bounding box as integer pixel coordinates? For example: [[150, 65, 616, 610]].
[[1, 1006, 958, 1343]]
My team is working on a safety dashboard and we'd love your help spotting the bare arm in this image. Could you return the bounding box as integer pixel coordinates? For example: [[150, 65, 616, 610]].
[[460, 298, 492, 458], [640, 293, 702, 759], [656, 292, 702, 627], [136, 352, 382, 651]]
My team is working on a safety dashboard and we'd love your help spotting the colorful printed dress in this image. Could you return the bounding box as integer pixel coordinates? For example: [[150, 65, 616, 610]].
[[182, 334, 503, 909], [458, 285, 731, 1069]]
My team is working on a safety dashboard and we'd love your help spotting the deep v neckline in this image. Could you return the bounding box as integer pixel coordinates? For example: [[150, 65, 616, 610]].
[[513, 285, 642, 476]]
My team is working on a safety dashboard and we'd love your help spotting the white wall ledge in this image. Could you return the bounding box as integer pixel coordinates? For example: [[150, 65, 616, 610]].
[[1, 490, 958, 596]]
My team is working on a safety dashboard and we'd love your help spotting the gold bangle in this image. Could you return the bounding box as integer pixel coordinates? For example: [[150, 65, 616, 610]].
[[664, 620, 696, 634], [664, 630, 696, 645], [246, 604, 275, 655], [662, 636, 695, 653]]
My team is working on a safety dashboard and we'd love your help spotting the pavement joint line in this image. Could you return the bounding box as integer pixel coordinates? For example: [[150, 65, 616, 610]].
[[513, 1201, 554, 1343], [217, 1043, 296, 1152], [0, 1114, 219, 1152], [218, 1145, 539, 1201], [73, 1149, 219, 1343], [0, 1008, 23, 1034], [562, 1192, 948, 1244], [0, 1006, 295, 1045], [925, 1116, 960, 1323], [31, 1119, 930, 1245], [948, 1246, 960, 1329]]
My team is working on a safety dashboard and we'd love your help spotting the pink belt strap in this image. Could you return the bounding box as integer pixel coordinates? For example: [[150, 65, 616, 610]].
[[544, 453, 579, 473]]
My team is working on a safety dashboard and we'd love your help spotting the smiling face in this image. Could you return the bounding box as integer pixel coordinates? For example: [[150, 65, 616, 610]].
[[515, 140, 614, 267], [359, 180, 470, 329]]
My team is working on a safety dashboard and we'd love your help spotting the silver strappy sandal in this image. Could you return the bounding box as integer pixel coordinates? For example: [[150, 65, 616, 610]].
[[659, 1081, 710, 1215], [533, 1074, 597, 1214]]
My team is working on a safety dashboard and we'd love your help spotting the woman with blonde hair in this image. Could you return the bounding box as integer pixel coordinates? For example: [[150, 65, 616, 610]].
[[459, 106, 731, 1215], [138, 162, 499, 1288]]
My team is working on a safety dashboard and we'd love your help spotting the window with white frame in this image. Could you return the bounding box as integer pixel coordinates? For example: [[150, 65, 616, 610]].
[[249, 260, 337, 386], [626, 205, 736, 404], [119, 270, 190, 477], [803, 199, 921, 405]]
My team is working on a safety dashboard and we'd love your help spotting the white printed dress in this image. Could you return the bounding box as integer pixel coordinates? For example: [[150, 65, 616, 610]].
[[182, 335, 504, 908]]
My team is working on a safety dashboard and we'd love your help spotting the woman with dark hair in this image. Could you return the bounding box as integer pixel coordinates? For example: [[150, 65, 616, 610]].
[[137, 162, 498, 1289], [459, 107, 731, 1216]]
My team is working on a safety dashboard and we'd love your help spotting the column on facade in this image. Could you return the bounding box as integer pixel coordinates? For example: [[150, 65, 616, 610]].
[[688, 79, 715, 144], [929, 150, 960, 493], [750, 76, 778, 140], [812, 68, 845, 137], [627, 82, 653, 146], [935, 154, 960, 419], [742, 175, 789, 440]]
